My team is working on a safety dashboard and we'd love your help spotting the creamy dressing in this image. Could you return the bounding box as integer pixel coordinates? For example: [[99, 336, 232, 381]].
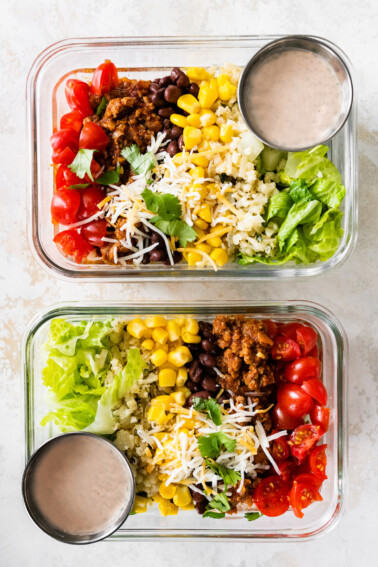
[[243, 48, 343, 149], [31, 435, 132, 536]]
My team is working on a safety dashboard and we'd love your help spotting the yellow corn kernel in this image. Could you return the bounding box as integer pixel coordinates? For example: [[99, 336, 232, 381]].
[[207, 235, 223, 247], [182, 332, 202, 344], [189, 166, 205, 180], [127, 318, 147, 339], [187, 251, 202, 266], [158, 499, 179, 517], [170, 391, 186, 406], [199, 109, 217, 127], [132, 495, 149, 514], [186, 67, 209, 82], [168, 346, 193, 367], [166, 320, 181, 342], [159, 482, 177, 500], [174, 317, 187, 327], [191, 155, 209, 167], [183, 126, 202, 150], [184, 318, 199, 335], [216, 73, 229, 87], [176, 367, 188, 387], [220, 123, 234, 143], [197, 140, 211, 152], [218, 81, 237, 101], [181, 502, 195, 511], [145, 316, 167, 328], [170, 113, 188, 128], [202, 125, 220, 142], [196, 242, 211, 254], [198, 80, 218, 109], [151, 395, 172, 411], [158, 368, 177, 388], [152, 493, 164, 504], [206, 183, 220, 196], [210, 248, 228, 267], [152, 327, 169, 345], [173, 485, 192, 508], [186, 113, 201, 127], [194, 219, 209, 231], [176, 385, 191, 399], [177, 94, 200, 115], [141, 338, 155, 350], [150, 349, 168, 367], [198, 204, 212, 223], [147, 403, 166, 424]]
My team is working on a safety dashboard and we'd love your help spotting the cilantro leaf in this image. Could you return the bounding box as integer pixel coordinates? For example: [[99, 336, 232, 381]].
[[96, 167, 121, 186], [205, 460, 241, 487], [142, 188, 182, 220], [68, 183, 90, 189], [121, 144, 156, 175], [96, 96, 107, 117], [194, 398, 222, 426], [207, 491, 230, 513], [153, 219, 197, 247], [197, 432, 236, 459], [68, 149, 96, 181], [245, 512, 263, 522], [202, 510, 225, 519]]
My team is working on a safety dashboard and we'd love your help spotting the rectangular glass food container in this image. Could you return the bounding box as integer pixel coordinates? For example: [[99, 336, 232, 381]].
[[23, 300, 347, 541], [26, 36, 358, 282]]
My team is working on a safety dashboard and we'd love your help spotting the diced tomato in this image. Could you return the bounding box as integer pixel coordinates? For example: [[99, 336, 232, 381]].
[[52, 146, 77, 166], [310, 404, 330, 432], [272, 336, 301, 361], [271, 403, 305, 430], [65, 79, 93, 116], [272, 434, 290, 463], [50, 128, 79, 153], [277, 460, 297, 482], [79, 122, 109, 152], [279, 322, 302, 341], [60, 110, 85, 134], [253, 476, 290, 517], [90, 60, 119, 95], [296, 326, 318, 356], [56, 165, 82, 190], [53, 229, 93, 263], [277, 384, 313, 418], [51, 188, 81, 225], [285, 357, 321, 385], [289, 480, 322, 518], [308, 345, 319, 358], [301, 378, 328, 406], [263, 319, 279, 339], [82, 219, 108, 247], [294, 472, 323, 489], [308, 444, 327, 480], [289, 425, 323, 461], [84, 159, 102, 183], [77, 185, 106, 220]]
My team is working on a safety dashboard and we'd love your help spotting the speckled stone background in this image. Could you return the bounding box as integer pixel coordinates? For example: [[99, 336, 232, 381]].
[[1, 0, 377, 565]]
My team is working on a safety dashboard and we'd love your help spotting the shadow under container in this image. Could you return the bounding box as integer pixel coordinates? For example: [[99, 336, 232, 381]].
[[26, 36, 357, 281], [23, 299, 348, 541]]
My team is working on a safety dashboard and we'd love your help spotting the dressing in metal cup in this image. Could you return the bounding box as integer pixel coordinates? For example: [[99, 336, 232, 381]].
[[22, 432, 135, 544], [238, 35, 353, 152]]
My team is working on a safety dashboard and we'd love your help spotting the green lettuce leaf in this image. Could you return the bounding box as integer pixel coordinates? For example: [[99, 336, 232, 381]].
[[309, 179, 346, 208], [266, 191, 293, 221], [285, 145, 341, 184], [278, 200, 322, 249], [289, 179, 313, 203]]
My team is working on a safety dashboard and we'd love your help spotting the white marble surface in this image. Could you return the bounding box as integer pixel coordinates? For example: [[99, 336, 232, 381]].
[[1, 0, 377, 565]]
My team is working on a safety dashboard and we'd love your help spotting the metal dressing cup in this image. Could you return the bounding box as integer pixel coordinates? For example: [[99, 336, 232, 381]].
[[22, 432, 135, 544], [238, 35, 353, 152]]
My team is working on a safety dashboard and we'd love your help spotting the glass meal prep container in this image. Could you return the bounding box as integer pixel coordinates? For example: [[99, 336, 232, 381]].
[[23, 299, 347, 541], [26, 36, 358, 282]]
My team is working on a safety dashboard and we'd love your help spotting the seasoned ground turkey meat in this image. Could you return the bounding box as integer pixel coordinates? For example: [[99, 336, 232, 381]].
[[87, 78, 162, 170], [213, 315, 275, 394]]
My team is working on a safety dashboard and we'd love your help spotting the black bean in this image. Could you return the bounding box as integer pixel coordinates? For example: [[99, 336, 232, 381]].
[[198, 321, 214, 339], [141, 253, 150, 264], [199, 353, 216, 368], [176, 73, 190, 89], [195, 499, 207, 515], [150, 249, 166, 262], [167, 140, 179, 157], [187, 391, 211, 406], [164, 85, 182, 104], [188, 82, 200, 97], [188, 342, 202, 355], [217, 394, 229, 405], [151, 232, 160, 244], [149, 82, 161, 93], [159, 76, 172, 87], [171, 67, 184, 83], [172, 251, 182, 264], [189, 360, 203, 383], [158, 106, 175, 118], [178, 135, 184, 151], [151, 89, 165, 107], [171, 125, 183, 139], [191, 490, 206, 504], [185, 379, 196, 392], [201, 339, 217, 353], [163, 118, 172, 129], [201, 376, 218, 392]]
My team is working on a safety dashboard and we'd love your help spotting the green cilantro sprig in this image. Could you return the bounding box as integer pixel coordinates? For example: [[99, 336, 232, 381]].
[[205, 459, 241, 487], [197, 432, 236, 459], [121, 144, 156, 176], [193, 397, 222, 426], [245, 512, 263, 522], [68, 148, 96, 181], [96, 96, 107, 117]]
